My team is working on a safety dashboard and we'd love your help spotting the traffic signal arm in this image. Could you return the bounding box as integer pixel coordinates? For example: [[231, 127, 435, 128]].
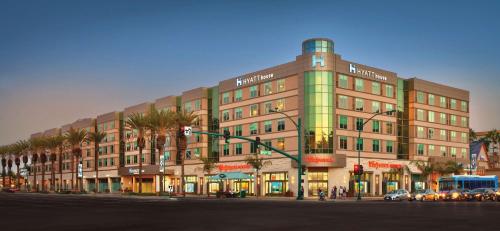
[[191, 131, 299, 163]]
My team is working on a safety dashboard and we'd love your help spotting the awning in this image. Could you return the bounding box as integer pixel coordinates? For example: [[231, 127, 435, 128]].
[[209, 172, 253, 180]]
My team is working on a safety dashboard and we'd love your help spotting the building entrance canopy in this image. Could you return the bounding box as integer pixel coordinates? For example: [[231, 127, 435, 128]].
[[209, 172, 253, 180]]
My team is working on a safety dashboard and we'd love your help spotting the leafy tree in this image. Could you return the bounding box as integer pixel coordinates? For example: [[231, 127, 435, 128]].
[[245, 154, 272, 197]]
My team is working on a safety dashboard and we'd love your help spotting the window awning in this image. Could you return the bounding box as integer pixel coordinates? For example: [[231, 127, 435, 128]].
[[209, 172, 253, 180]]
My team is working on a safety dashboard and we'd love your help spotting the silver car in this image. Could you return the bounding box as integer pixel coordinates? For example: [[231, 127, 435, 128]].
[[384, 189, 410, 201]]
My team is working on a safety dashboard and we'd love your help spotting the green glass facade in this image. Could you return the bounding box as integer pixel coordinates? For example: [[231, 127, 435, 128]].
[[304, 71, 334, 154], [397, 79, 409, 159]]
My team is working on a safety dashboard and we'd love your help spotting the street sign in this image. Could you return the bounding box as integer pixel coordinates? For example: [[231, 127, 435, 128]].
[[260, 150, 272, 156], [78, 163, 83, 178], [184, 126, 192, 136], [159, 155, 165, 172]]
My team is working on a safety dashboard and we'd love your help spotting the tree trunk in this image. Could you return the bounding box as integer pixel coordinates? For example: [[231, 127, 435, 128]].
[[2, 167, 5, 188], [16, 165, 20, 189], [51, 161, 55, 191], [71, 155, 75, 190], [95, 142, 99, 193], [59, 147, 63, 191], [79, 156, 83, 192], [181, 153, 185, 197], [41, 165, 45, 192], [158, 146, 164, 194], [33, 163, 37, 192], [139, 146, 143, 193]]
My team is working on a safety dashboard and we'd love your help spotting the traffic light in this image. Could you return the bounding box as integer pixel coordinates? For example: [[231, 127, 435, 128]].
[[223, 130, 230, 144], [255, 136, 261, 148], [354, 164, 360, 175], [359, 165, 364, 175]]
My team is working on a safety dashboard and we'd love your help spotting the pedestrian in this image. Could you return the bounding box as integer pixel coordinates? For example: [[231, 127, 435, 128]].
[[330, 186, 335, 199], [339, 186, 343, 200], [333, 186, 337, 200], [319, 189, 325, 201], [344, 187, 348, 199]]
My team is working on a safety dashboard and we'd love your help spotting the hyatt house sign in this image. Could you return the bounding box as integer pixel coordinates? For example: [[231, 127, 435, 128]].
[[349, 63, 387, 81], [236, 73, 275, 87]]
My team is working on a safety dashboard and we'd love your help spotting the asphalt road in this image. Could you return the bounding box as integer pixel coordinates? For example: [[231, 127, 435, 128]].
[[1, 193, 499, 231]]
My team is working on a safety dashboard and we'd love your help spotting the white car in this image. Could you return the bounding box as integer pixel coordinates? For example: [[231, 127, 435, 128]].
[[384, 189, 410, 201]]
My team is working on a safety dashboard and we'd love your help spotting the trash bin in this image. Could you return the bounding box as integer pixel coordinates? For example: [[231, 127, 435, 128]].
[[240, 190, 247, 198]]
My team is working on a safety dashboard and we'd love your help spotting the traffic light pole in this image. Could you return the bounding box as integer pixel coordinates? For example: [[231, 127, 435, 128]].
[[191, 130, 303, 200]]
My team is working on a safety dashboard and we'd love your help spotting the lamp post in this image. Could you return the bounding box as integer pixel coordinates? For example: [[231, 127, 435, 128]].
[[357, 109, 397, 201], [269, 108, 303, 200]]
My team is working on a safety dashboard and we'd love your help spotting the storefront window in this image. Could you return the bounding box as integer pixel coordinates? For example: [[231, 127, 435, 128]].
[[382, 172, 401, 194], [184, 176, 197, 193], [349, 172, 372, 195], [308, 170, 328, 196], [264, 172, 288, 195]]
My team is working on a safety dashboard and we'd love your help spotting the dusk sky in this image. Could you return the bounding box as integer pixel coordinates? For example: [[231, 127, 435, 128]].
[[1, 0, 499, 145]]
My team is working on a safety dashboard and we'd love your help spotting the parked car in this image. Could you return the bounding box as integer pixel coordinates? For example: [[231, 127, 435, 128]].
[[443, 189, 468, 201], [384, 189, 410, 201], [414, 189, 439, 201], [408, 189, 426, 201], [470, 188, 497, 201]]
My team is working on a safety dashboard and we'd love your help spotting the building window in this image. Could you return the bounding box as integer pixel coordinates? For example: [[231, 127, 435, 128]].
[[355, 98, 364, 111], [440, 113, 447, 124], [417, 109, 425, 121], [223, 110, 230, 121], [461, 148, 467, 159], [417, 127, 425, 138], [235, 108, 243, 119], [428, 128, 435, 139], [263, 140, 272, 151], [234, 89, 243, 101], [417, 144, 425, 155], [386, 122, 393, 134], [428, 94, 435, 106], [193, 148, 201, 158], [450, 131, 457, 141], [355, 78, 364, 91], [372, 120, 380, 133], [450, 115, 457, 125], [338, 95, 348, 109], [250, 142, 257, 154], [340, 136, 348, 150], [264, 102, 272, 114], [264, 82, 273, 95], [86, 149, 91, 157], [372, 101, 380, 113], [250, 85, 258, 98], [194, 100, 201, 111], [134, 155, 138, 164], [440, 146, 447, 157], [277, 79, 285, 92], [440, 96, 447, 108], [223, 144, 229, 156], [450, 99, 457, 110], [440, 130, 447, 141], [250, 104, 258, 116], [235, 143, 242, 155], [356, 118, 364, 131], [373, 140, 380, 152], [250, 123, 258, 135], [461, 101, 468, 112], [461, 132, 467, 143], [339, 116, 348, 129], [277, 119, 285, 131], [416, 91, 425, 104], [184, 102, 192, 112], [264, 121, 272, 133], [429, 145, 435, 155], [451, 147, 457, 157], [356, 138, 363, 151], [109, 145, 114, 154], [428, 111, 435, 123], [235, 125, 242, 136], [386, 141, 393, 153], [385, 85, 393, 98], [385, 104, 394, 114], [276, 99, 285, 111], [277, 138, 285, 150], [461, 117, 468, 127], [372, 82, 381, 95], [339, 74, 348, 88]]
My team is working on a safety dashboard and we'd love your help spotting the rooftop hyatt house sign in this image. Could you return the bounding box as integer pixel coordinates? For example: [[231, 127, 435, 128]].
[[349, 63, 387, 81], [236, 73, 275, 87]]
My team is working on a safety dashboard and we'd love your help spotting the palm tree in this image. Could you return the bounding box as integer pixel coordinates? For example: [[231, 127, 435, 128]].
[[245, 155, 272, 197], [469, 128, 477, 142], [410, 161, 435, 190], [1, 146, 7, 188], [485, 129, 499, 153], [126, 113, 149, 193], [15, 140, 30, 190], [199, 157, 216, 197], [442, 160, 464, 175], [22, 153, 29, 191], [46, 135, 64, 191], [64, 127, 88, 192], [148, 108, 176, 194], [29, 137, 42, 192], [40, 152, 47, 192], [7, 156, 13, 188], [87, 129, 107, 193], [13, 144, 22, 189], [174, 110, 198, 197]]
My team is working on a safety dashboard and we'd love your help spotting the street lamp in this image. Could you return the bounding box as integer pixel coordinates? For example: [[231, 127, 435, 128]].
[[269, 108, 303, 200], [357, 109, 397, 201]]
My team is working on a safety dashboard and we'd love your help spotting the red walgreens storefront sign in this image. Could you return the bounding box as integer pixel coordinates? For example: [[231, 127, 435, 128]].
[[217, 164, 252, 172], [304, 156, 334, 163], [368, 161, 402, 169]]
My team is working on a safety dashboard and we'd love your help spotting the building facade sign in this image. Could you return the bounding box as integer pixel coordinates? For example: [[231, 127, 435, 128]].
[[368, 161, 402, 169], [304, 155, 334, 163], [217, 164, 252, 172], [236, 73, 274, 87], [349, 63, 388, 81]]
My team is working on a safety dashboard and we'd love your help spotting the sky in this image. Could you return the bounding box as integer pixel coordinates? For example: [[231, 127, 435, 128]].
[[1, 0, 499, 145]]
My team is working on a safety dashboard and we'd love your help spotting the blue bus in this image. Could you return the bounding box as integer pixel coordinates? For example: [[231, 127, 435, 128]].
[[438, 175, 498, 192]]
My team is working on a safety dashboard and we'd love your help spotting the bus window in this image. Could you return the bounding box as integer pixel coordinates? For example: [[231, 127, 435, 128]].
[[464, 181, 470, 190], [457, 180, 463, 189]]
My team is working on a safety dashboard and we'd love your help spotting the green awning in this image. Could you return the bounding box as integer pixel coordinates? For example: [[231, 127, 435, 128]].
[[209, 172, 253, 180]]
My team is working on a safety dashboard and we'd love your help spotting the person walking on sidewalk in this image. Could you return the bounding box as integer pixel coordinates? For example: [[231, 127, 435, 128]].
[[330, 186, 336, 199], [339, 186, 344, 200]]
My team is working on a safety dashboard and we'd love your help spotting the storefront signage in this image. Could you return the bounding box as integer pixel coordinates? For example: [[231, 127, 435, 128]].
[[349, 63, 387, 81], [217, 164, 252, 172], [128, 168, 145, 175], [368, 161, 402, 169], [304, 156, 334, 163], [236, 73, 274, 87]]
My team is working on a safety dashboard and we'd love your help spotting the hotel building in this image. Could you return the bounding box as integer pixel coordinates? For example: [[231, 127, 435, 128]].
[[26, 38, 470, 196]]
